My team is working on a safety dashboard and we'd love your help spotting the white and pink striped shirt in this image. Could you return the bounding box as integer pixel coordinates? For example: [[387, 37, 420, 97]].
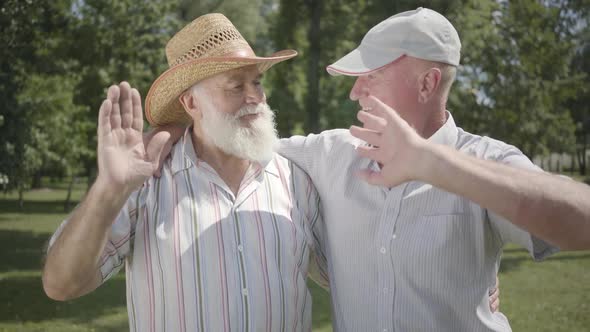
[[50, 129, 328, 332]]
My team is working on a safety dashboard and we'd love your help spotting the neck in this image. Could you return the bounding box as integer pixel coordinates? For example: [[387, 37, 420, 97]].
[[412, 95, 448, 139], [191, 125, 251, 195]]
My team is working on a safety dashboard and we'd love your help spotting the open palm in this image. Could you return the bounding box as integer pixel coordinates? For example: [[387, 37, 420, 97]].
[[97, 82, 167, 192]]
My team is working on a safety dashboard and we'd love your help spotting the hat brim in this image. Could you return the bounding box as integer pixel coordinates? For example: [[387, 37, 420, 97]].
[[145, 49, 297, 126], [326, 46, 405, 76]]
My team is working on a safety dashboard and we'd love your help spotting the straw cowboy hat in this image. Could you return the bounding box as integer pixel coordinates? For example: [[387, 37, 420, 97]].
[[145, 13, 297, 126]]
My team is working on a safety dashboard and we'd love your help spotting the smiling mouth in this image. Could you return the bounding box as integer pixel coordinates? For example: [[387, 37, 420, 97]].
[[240, 113, 260, 121]]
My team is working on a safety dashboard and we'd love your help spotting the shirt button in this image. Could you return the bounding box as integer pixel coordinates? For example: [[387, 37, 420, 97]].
[[380, 247, 387, 254], [237, 244, 243, 252], [392, 234, 397, 239], [242, 288, 248, 296], [383, 287, 388, 293]]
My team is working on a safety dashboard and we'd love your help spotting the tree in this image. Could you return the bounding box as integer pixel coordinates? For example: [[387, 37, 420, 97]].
[[64, 0, 181, 186], [268, 0, 462, 135], [451, 0, 581, 159], [16, 73, 91, 209], [0, 0, 74, 205]]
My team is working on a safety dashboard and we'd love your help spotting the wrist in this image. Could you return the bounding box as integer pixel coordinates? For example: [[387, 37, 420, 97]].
[[413, 142, 443, 183], [93, 176, 135, 206]]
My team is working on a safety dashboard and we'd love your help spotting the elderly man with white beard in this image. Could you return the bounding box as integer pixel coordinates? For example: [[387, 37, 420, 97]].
[[42, 14, 328, 331]]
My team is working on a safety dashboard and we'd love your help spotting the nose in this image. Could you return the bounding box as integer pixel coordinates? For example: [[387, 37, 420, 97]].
[[349, 76, 369, 101], [244, 83, 265, 105]]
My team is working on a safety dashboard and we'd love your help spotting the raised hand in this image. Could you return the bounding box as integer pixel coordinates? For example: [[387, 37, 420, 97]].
[[349, 95, 429, 187], [97, 82, 170, 193]]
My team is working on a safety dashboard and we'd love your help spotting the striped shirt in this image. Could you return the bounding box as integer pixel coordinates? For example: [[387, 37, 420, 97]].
[[278, 112, 558, 332], [50, 129, 328, 332]]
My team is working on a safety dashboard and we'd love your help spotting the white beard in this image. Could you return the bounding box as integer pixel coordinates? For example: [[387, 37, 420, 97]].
[[200, 103, 278, 163]]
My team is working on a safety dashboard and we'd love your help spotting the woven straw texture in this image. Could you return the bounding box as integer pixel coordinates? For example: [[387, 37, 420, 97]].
[[145, 13, 297, 126]]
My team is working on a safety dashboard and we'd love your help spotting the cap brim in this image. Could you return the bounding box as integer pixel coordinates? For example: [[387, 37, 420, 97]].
[[326, 47, 405, 76], [145, 49, 297, 126]]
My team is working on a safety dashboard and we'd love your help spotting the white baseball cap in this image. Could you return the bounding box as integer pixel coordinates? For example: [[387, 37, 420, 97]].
[[327, 7, 461, 76]]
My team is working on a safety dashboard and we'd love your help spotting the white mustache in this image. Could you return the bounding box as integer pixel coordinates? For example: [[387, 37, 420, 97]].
[[235, 103, 272, 118]]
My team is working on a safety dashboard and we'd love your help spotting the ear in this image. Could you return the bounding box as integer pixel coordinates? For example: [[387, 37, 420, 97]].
[[418, 68, 442, 104], [179, 91, 202, 120]]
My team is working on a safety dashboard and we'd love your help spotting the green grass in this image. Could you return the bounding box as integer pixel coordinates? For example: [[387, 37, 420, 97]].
[[1, 181, 589, 331]]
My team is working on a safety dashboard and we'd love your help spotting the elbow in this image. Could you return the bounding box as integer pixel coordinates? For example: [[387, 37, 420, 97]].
[[42, 271, 79, 301]]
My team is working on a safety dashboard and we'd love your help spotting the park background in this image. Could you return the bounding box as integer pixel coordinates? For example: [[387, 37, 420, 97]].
[[1, 0, 589, 331]]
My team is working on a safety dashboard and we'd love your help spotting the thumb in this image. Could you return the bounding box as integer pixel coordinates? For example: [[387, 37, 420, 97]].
[[146, 131, 172, 172]]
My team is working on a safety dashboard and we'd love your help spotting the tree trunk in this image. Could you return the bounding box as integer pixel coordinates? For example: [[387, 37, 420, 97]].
[[577, 136, 587, 176], [582, 135, 587, 175], [570, 153, 576, 175], [31, 171, 42, 189], [304, 0, 322, 134], [64, 176, 76, 212], [18, 184, 24, 210]]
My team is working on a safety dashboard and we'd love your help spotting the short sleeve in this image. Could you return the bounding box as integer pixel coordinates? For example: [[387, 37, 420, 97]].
[[277, 134, 323, 176], [288, 160, 330, 289], [487, 146, 560, 260], [47, 187, 145, 283]]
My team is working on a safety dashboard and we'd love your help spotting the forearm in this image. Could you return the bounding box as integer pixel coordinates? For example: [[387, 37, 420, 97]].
[[43, 178, 132, 300], [420, 144, 590, 250]]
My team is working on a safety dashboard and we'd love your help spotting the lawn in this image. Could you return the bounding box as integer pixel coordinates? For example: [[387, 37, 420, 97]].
[[1, 181, 589, 331]]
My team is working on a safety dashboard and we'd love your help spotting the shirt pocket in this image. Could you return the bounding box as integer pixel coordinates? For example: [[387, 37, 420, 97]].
[[398, 213, 486, 286]]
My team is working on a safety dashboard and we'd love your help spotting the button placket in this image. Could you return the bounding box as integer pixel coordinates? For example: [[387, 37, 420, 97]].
[[377, 183, 409, 331]]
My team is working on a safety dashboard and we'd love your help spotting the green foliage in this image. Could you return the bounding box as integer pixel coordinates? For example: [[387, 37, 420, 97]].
[[0, 0, 74, 192], [1, 0, 183, 193], [17, 73, 92, 178], [1, 0, 588, 190], [451, 0, 583, 157]]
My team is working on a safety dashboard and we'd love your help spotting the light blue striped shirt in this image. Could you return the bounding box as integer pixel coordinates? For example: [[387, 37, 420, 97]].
[[278, 112, 558, 331]]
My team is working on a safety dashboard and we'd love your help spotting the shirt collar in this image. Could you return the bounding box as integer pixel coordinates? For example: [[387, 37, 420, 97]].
[[427, 111, 458, 147], [169, 127, 280, 178]]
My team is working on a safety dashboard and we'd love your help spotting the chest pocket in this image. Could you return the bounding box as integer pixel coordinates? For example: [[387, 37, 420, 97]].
[[393, 185, 494, 285]]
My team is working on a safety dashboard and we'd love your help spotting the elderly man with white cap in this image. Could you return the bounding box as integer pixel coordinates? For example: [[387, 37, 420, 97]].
[[277, 6, 590, 331], [43, 14, 330, 331]]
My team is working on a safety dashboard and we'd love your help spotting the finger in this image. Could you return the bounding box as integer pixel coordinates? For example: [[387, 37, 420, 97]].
[[355, 145, 386, 163], [356, 169, 387, 186], [131, 88, 144, 131], [490, 298, 499, 312], [119, 82, 133, 129], [361, 95, 401, 124], [357, 110, 387, 132], [107, 85, 122, 129], [349, 125, 381, 146], [488, 286, 497, 296], [98, 99, 112, 137]]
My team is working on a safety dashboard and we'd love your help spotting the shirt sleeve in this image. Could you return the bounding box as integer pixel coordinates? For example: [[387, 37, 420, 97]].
[[277, 133, 327, 181], [486, 145, 560, 260], [47, 186, 145, 283], [288, 160, 330, 290]]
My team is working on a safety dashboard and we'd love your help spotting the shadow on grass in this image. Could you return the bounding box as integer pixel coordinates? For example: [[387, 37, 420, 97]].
[[500, 247, 590, 273], [0, 230, 51, 272], [0, 225, 128, 329], [0, 199, 79, 215], [0, 273, 127, 326]]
